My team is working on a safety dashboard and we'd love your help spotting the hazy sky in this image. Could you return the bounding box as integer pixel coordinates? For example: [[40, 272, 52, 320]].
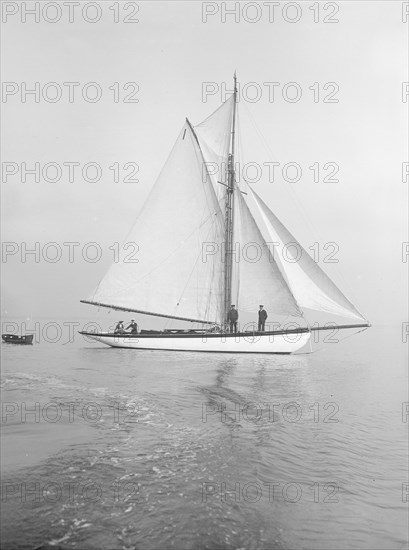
[[1, 1, 408, 327]]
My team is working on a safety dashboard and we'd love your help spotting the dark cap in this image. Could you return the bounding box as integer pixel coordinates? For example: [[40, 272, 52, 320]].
[[231, 304, 235, 307], [259, 305, 263, 308]]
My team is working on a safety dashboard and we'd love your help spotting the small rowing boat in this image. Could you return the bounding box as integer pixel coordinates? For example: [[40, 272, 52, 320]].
[[2, 334, 34, 345]]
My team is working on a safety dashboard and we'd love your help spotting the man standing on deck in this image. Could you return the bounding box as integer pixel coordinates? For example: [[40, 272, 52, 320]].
[[126, 319, 138, 334], [258, 305, 268, 332], [227, 304, 238, 333]]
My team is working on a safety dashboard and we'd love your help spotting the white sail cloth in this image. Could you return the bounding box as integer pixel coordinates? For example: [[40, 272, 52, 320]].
[[88, 122, 225, 323], [232, 189, 303, 318], [86, 95, 365, 328], [247, 188, 366, 322], [195, 96, 234, 202], [195, 97, 303, 321]]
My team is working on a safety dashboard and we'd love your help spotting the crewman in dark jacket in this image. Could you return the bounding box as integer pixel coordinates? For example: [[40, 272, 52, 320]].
[[126, 319, 138, 334], [114, 321, 125, 334], [258, 305, 268, 332], [227, 304, 239, 333]]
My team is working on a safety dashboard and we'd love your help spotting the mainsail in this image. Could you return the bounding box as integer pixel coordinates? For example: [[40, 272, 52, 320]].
[[85, 121, 225, 324]]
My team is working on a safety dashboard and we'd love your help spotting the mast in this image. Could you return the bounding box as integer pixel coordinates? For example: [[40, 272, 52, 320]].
[[223, 72, 238, 327]]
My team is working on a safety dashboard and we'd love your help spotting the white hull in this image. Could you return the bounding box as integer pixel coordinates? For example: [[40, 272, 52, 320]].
[[81, 331, 310, 354]]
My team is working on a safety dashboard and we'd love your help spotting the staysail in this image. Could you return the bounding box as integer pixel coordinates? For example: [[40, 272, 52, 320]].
[[247, 187, 367, 323], [231, 188, 303, 319]]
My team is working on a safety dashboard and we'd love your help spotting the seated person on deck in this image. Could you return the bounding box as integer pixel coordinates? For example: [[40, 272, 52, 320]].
[[126, 319, 138, 334], [114, 321, 125, 334]]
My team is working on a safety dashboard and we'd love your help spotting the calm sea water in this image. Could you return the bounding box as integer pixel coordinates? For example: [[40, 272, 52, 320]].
[[1, 322, 408, 550]]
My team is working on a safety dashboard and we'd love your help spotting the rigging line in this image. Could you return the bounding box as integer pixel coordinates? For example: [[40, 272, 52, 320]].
[[292, 325, 369, 355], [306, 326, 370, 355], [241, 102, 320, 239]]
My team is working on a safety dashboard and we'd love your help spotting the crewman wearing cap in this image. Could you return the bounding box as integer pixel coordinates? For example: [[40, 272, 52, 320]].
[[227, 304, 239, 333], [114, 320, 125, 334], [126, 319, 138, 334], [258, 305, 268, 332]]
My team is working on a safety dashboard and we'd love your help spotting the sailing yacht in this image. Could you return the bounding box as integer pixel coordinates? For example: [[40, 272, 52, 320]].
[[80, 74, 369, 353]]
